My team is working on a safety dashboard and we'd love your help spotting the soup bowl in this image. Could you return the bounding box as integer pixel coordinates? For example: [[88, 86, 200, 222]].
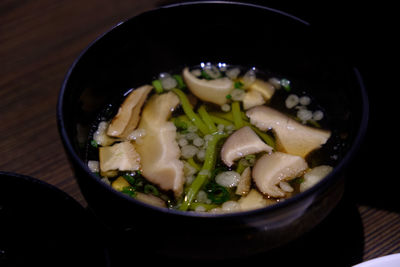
[[57, 1, 368, 259]]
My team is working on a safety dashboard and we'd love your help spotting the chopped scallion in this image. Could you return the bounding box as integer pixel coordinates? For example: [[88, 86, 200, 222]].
[[234, 81, 244, 89], [152, 79, 164, 94], [144, 184, 160, 196], [90, 140, 98, 148], [121, 186, 137, 198], [281, 78, 291, 92], [173, 74, 186, 89]]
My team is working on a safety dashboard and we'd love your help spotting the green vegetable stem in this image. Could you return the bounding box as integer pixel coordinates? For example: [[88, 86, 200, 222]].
[[231, 101, 244, 129], [152, 79, 164, 94], [179, 132, 228, 211], [198, 105, 217, 133], [172, 88, 210, 136]]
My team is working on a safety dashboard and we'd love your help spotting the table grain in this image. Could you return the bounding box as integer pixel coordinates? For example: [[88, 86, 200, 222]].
[[0, 0, 161, 205], [0, 0, 398, 265]]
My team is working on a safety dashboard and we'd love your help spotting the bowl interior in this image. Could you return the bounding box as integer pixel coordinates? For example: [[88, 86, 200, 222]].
[[59, 2, 368, 212]]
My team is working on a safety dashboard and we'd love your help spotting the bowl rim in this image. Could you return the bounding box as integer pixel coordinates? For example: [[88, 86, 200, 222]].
[[56, 0, 369, 219]]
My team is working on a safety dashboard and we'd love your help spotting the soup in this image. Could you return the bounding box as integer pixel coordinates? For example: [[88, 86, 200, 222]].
[[86, 63, 335, 213]]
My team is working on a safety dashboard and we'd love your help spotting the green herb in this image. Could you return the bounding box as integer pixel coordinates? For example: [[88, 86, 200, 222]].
[[198, 105, 217, 133], [245, 122, 276, 149], [232, 101, 244, 129], [122, 174, 136, 185], [179, 132, 228, 211], [205, 182, 230, 204], [173, 74, 186, 89], [209, 114, 232, 126], [290, 177, 304, 186], [234, 81, 244, 89], [245, 154, 256, 161], [172, 88, 210, 136], [187, 157, 201, 171], [235, 159, 248, 174], [281, 78, 291, 92], [121, 186, 137, 198], [144, 184, 160, 196], [172, 117, 188, 130], [90, 140, 98, 148], [307, 120, 321, 128], [201, 70, 212, 80], [152, 79, 164, 94], [225, 94, 232, 100]]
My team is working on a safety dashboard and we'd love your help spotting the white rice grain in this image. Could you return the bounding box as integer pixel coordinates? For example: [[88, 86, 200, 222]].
[[285, 94, 299, 109], [215, 171, 241, 188]]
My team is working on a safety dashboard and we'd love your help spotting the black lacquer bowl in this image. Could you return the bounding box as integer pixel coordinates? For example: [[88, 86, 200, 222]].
[[57, 1, 368, 259], [0, 171, 109, 267]]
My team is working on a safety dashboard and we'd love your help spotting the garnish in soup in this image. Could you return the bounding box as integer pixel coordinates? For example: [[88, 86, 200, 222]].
[[87, 63, 333, 213]]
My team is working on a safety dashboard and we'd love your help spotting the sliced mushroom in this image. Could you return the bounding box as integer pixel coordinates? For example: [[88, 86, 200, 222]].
[[242, 90, 266, 110], [99, 141, 140, 173], [93, 121, 118, 146], [246, 106, 331, 158], [221, 126, 272, 167], [235, 166, 252, 196], [300, 165, 333, 192], [246, 79, 275, 101], [238, 189, 270, 211], [135, 92, 185, 197], [107, 85, 152, 138], [252, 152, 308, 198], [182, 67, 233, 105]]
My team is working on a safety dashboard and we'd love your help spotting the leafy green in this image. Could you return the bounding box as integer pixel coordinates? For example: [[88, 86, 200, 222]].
[[234, 81, 244, 89], [201, 70, 213, 80], [173, 74, 186, 89], [121, 186, 137, 198], [281, 78, 291, 92], [144, 184, 159, 196], [90, 139, 98, 148], [152, 79, 164, 94], [205, 182, 230, 204]]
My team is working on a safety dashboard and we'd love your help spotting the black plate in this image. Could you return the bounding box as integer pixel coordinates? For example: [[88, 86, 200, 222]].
[[0, 171, 109, 267]]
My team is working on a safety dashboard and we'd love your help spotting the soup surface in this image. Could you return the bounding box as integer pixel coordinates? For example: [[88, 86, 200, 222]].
[[86, 63, 336, 213]]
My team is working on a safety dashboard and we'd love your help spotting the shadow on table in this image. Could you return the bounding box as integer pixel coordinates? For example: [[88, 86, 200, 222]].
[[106, 189, 364, 267]]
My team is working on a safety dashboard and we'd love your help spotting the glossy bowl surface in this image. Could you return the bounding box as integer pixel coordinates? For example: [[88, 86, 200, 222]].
[[57, 1, 368, 259]]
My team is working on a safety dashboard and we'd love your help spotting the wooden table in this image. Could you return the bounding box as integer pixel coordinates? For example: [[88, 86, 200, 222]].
[[1, 0, 398, 265]]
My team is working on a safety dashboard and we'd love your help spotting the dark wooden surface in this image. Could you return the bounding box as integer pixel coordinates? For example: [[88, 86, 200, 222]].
[[0, 0, 161, 204], [0, 0, 398, 265]]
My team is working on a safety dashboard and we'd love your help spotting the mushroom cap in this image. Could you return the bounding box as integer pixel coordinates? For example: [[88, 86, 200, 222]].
[[183, 67, 233, 105], [99, 141, 141, 173], [135, 92, 185, 197], [221, 126, 273, 167], [252, 152, 308, 198], [243, 90, 266, 110], [246, 106, 331, 158], [107, 85, 152, 138], [246, 78, 275, 101]]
